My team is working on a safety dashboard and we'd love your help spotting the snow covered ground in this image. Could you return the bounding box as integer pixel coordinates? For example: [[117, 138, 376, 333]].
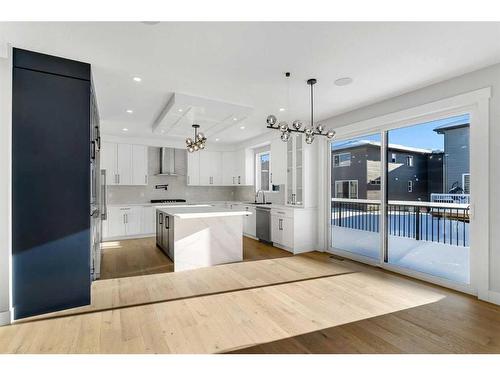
[[331, 222, 470, 285]]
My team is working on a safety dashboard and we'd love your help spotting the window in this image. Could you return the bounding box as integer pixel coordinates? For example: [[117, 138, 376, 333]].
[[369, 179, 381, 185], [333, 152, 351, 167], [335, 180, 358, 199], [463, 173, 470, 194], [255, 151, 271, 191], [405, 155, 414, 167], [407, 180, 413, 192], [391, 153, 397, 163]]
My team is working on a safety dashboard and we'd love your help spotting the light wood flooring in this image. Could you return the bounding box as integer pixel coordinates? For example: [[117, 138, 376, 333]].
[[1, 238, 500, 353], [100, 236, 292, 280]]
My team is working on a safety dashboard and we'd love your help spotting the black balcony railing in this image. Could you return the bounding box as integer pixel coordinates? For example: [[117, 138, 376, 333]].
[[331, 199, 469, 247]]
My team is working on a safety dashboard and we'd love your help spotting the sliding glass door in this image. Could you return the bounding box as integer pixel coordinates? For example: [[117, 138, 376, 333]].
[[386, 115, 470, 284], [330, 133, 381, 261], [329, 114, 471, 288]]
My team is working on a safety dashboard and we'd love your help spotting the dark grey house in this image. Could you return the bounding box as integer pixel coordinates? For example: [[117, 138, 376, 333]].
[[433, 118, 470, 194], [331, 140, 444, 201]]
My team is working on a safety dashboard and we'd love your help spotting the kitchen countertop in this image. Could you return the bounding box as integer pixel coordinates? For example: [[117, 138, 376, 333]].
[[156, 206, 252, 219], [107, 201, 313, 210]]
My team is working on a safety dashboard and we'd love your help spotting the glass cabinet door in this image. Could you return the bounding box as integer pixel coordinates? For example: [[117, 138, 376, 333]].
[[287, 136, 294, 204], [295, 134, 303, 205]]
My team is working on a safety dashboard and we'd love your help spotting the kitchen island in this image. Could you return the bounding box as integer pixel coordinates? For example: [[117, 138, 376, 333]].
[[156, 206, 252, 272]]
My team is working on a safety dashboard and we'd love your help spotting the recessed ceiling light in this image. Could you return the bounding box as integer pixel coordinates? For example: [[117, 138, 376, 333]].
[[178, 109, 183, 112], [233, 118, 238, 121], [133, 77, 142, 82], [334, 77, 353, 86], [279, 108, 285, 112], [126, 109, 133, 114], [215, 138, 220, 142], [161, 130, 165, 133], [240, 126, 245, 130], [122, 128, 128, 132]]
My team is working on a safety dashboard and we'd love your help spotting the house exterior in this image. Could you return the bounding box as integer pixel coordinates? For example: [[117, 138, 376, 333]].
[[433, 118, 470, 194], [331, 140, 444, 201]]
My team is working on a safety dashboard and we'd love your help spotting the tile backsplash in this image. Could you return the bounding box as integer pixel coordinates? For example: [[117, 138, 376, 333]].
[[106, 147, 285, 204]]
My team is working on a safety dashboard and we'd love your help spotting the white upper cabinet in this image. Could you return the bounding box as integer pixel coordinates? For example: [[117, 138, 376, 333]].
[[116, 144, 133, 185], [222, 151, 236, 185], [101, 142, 148, 186], [131, 145, 148, 185], [101, 142, 118, 185], [270, 137, 287, 186], [183, 148, 253, 186], [187, 151, 200, 186]]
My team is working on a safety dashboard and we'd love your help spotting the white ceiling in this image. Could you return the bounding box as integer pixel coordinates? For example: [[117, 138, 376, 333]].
[[1, 22, 500, 144]]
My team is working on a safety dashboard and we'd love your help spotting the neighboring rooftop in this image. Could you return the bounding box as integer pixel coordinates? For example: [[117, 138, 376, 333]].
[[433, 113, 470, 132], [332, 139, 437, 154]]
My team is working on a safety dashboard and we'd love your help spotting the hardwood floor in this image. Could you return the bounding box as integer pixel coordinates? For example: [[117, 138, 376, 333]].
[[100, 236, 292, 280], [1, 238, 500, 354]]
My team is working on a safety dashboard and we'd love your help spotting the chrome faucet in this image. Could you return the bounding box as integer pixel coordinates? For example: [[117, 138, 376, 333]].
[[255, 190, 266, 204]]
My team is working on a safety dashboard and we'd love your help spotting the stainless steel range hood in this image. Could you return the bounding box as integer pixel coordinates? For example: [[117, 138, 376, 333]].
[[157, 147, 177, 176]]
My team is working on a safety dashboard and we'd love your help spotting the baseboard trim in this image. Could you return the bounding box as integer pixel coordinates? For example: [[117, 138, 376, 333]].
[[482, 289, 500, 305], [243, 234, 258, 240], [0, 309, 12, 326]]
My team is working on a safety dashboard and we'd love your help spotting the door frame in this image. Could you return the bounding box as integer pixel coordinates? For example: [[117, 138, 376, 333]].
[[326, 87, 491, 297]]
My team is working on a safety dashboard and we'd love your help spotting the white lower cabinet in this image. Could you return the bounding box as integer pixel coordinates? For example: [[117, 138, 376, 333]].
[[271, 207, 317, 253], [104, 205, 153, 240], [271, 210, 293, 250]]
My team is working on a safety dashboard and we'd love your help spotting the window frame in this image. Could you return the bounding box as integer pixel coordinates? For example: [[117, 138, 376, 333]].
[[462, 173, 471, 194], [405, 155, 414, 167], [255, 151, 271, 192], [334, 179, 358, 199], [333, 152, 352, 167], [407, 180, 413, 192]]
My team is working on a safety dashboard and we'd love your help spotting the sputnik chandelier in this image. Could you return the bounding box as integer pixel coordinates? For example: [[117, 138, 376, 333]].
[[186, 124, 206, 153], [266, 73, 335, 144]]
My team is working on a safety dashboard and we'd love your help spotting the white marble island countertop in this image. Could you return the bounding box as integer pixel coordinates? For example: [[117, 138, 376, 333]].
[[156, 206, 252, 219]]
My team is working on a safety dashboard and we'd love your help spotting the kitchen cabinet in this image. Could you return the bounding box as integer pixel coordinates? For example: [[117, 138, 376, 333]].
[[105, 206, 143, 238], [270, 137, 287, 186], [187, 151, 200, 185], [271, 210, 293, 250], [185, 148, 253, 186], [116, 144, 133, 185], [233, 204, 256, 237], [222, 152, 236, 185], [132, 145, 148, 185], [286, 134, 303, 206], [101, 142, 148, 186], [200, 151, 222, 185]]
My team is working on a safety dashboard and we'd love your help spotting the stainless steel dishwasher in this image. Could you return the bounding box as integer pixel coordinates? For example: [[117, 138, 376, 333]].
[[256, 206, 271, 243]]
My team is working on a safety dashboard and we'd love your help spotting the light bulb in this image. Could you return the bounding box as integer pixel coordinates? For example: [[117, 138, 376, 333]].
[[316, 124, 324, 133], [197, 132, 204, 141], [266, 115, 277, 127], [187, 146, 194, 153], [193, 144, 199, 151], [199, 142, 205, 149], [292, 120, 302, 131], [186, 137, 193, 146], [278, 121, 289, 132], [305, 135, 314, 144], [326, 130, 336, 139], [305, 127, 313, 136], [281, 132, 290, 142]]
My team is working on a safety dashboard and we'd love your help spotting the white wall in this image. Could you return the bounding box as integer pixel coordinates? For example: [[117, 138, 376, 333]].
[[321, 62, 500, 299], [0, 45, 12, 325]]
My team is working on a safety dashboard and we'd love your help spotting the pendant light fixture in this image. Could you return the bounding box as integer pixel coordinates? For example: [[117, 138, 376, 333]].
[[186, 124, 206, 153], [266, 73, 335, 144]]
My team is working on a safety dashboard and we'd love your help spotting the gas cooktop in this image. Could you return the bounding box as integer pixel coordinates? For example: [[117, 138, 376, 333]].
[[150, 199, 187, 203]]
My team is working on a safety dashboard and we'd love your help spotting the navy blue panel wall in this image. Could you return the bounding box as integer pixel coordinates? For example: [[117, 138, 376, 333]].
[[12, 49, 91, 319]]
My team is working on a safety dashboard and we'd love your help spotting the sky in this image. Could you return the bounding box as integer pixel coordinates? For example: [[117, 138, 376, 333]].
[[332, 113, 470, 151]]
